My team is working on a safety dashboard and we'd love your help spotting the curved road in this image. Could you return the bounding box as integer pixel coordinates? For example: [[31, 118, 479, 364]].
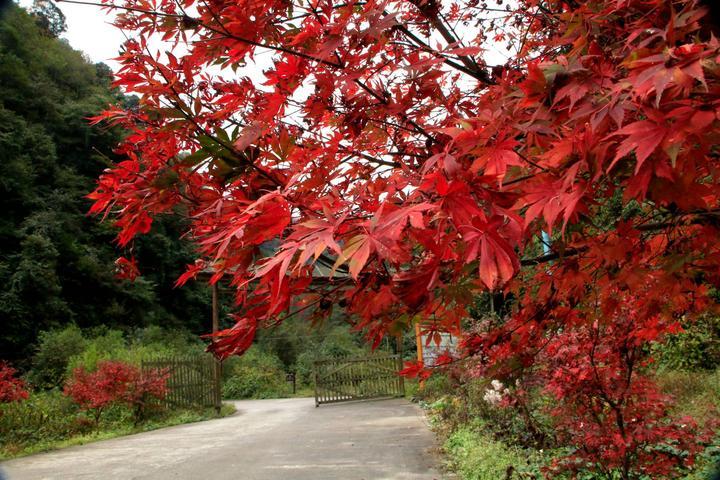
[[1, 398, 442, 480]]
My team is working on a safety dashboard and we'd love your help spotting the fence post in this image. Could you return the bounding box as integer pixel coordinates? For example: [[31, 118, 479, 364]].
[[396, 335, 405, 397], [313, 362, 319, 408], [213, 358, 222, 414]]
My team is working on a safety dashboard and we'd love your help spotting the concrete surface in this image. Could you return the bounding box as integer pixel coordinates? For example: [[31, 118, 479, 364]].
[[0, 398, 443, 480]]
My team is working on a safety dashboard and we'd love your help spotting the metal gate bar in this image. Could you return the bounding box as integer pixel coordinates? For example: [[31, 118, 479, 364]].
[[313, 354, 404, 406]]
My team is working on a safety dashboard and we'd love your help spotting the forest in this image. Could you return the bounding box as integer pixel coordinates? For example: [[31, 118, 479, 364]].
[[0, 2, 213, 363]]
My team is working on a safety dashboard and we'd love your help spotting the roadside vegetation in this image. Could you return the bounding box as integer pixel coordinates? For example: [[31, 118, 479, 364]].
[[0, 313, 391, 459], [1, 392, 235, 460], [0, 325, 236, 460], [415, 312, 720, 480]]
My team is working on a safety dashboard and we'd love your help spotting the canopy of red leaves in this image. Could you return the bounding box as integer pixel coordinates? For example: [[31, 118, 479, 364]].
[[88, 0, 720, 476]]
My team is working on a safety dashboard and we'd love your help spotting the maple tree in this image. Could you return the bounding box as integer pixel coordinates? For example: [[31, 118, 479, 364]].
[[0, 362, 29, 404], [64, 361, 168, 425], [82, 0, 720, 476], [123, 366, 170, 423]]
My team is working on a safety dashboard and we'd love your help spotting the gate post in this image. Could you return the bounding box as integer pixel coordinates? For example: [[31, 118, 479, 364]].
[[396, 334, 405, 396], [313, 364, 319, 408], [213, 358, 222, 414]]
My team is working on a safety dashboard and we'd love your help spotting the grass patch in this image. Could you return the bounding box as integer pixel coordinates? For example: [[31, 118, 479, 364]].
[[656, 369, 720, 423], [443, 425, 545, 480], [0, 402, 236, 461]]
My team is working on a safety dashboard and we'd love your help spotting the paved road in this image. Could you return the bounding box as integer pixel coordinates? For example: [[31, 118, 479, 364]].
[[1, 398, 442, 480]]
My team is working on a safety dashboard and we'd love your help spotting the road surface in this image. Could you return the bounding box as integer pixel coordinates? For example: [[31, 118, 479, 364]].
[[1, 398, 442, 480]]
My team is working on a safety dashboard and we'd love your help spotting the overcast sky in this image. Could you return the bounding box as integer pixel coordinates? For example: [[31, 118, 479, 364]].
[[18, 0, 124, 68], [17, 0, 512, 71]]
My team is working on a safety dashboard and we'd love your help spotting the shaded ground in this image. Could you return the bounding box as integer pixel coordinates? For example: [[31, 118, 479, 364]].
[[1, 398, 442, 480]]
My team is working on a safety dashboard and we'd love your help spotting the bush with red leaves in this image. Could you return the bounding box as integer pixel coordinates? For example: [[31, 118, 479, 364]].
[[0, 362, 29, 404], [124, 367, 169, 424], [63, 360, 168, 425]]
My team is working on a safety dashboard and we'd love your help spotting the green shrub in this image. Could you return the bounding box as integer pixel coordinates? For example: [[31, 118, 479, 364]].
[[414, 373, 454, 402], [0, 390, 86, 452], [444, 426, 543, 480], [27, 324, 87, 389], [65, 329, 126, 373], [294, 326, 369, 385], [653, 315, 720, 371], [65, 327, 201, 375], [130, 326, 204, 355], [222, 346, 289, 399]]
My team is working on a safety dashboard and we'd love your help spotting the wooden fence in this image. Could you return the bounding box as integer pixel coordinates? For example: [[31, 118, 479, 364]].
[[141, 355, 221, 411], [313, 354, 404, 407]]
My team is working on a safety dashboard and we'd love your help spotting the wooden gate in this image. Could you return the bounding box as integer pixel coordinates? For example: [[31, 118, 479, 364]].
[[141, 355, 221, 410], [313, 354, 404, 406]]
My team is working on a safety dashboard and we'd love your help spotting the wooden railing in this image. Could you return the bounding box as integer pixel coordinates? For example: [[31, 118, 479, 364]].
[[142, 355, 221, 411]]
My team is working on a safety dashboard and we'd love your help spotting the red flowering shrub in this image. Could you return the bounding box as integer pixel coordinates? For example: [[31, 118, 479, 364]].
[[541, 325, 707, 478], [124, 367, 169, 424], [0, 362, 29, 404], [63, 360, 168, 425], [64, 361, 132, 425]]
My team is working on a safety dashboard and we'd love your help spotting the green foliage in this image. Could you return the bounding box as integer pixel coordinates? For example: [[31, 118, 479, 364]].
[[29, 0, 67, 37], [294, 326, 371, 384], [25, 325, 203, 390], [0, 4, 213, 361], [656, 369, 720, 423], [256, 311, 368, 364], [0, 390, 85, 453], [66, 327, 204, 374], [26, 324, 87, 389], [220, 312, 390, 399], [130, 325, 204, 353], [222, 346, 289, 399], [414, 374, 453, 402], [443, 426, 544, 480], [680, 444, 720, 480], [653, 315, 720, 371]]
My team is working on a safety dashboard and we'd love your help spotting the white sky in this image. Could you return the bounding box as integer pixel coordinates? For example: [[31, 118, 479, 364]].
[[16, 0, 512, 73], [18, 0, 124, 68]]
